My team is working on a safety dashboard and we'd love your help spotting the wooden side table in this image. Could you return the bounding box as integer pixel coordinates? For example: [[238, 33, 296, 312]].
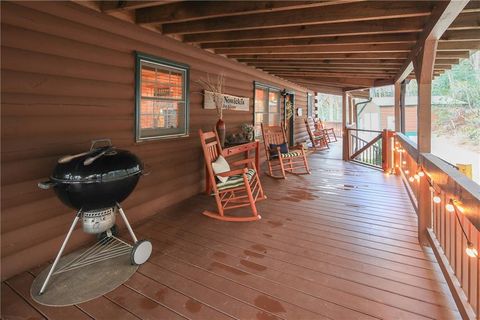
[[205, 141, 260, 194]]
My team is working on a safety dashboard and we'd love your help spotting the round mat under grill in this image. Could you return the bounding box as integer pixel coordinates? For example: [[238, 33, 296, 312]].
[[31, 243, 138, 306]]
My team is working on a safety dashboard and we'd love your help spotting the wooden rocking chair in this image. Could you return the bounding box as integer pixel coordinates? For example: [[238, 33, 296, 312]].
[[261, 123, 311, 179], [305, 117, 329, 151], [314, 118, 337, 143], [199, 129, 266, 222]]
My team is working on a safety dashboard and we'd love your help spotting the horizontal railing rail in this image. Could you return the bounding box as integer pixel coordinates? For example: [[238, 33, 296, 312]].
[[395, 132, 480, 320], [346, 128, 386, 169]]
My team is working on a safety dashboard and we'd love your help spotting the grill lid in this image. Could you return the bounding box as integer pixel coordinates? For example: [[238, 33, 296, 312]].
[[51, 147, 143, 184]]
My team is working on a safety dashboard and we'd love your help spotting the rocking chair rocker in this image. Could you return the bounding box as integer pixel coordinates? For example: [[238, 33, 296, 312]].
[[305, 117, 329, 151], [199, 129, 266, 222], [261, 123, 311, 179]]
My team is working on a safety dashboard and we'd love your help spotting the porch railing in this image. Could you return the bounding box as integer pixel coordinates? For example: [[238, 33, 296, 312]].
[[346, 128, 387, 169], [394, 133, 480, 320], [324, 121, 343, 138]]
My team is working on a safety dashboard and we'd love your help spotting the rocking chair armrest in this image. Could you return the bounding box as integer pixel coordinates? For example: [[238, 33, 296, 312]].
[[230, 158, 255, 167], [216, 168, 248, 177], [290, 144, 304, 150]]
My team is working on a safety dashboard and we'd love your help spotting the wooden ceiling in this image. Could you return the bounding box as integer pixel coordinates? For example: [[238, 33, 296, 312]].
[[99, 0, 480, 93]]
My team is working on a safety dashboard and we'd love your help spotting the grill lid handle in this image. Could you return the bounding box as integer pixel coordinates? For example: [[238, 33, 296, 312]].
[[83, 146, 114, 166], [38, 180, 57, 190], [90, 139, 112, 151]]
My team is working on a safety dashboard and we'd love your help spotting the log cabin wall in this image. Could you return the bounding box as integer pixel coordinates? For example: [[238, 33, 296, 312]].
[[0, 1, 311, 280]]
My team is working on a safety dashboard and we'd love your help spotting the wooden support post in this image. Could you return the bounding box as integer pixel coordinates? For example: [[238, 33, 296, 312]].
[[342, 91, 349, 161], [400, 80, 407, 133], [348, 95, 355, 127], [394, 82, 401, 132], [414, 38, 437, 246]]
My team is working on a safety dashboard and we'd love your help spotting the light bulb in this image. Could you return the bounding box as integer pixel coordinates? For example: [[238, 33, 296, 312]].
[[402, 161, 407, 165], [446, 203, 455, 212], [433, 196, 441, 204], [418, 171, 425, 177], [414, 174, 419, 180], [408, 176, 414, 182], [395, 165, 399, 168], [405, 170, 410, 174], [466, 243, 478, 258]]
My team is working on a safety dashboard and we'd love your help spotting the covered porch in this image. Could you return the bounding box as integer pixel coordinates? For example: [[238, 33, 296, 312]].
[[1, 1, 480, 319], [2, 144, 461, 319]]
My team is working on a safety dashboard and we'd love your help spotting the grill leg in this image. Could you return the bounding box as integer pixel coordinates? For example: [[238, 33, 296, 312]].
[[39, 210, 82, 295], [116, 203, 138, 243]]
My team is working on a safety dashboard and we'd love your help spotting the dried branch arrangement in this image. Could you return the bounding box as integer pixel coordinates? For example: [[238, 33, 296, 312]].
[[197, 73, 225, 119]]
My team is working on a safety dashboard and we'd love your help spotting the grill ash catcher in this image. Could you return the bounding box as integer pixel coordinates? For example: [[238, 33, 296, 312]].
[[37, 139, 152, 295]]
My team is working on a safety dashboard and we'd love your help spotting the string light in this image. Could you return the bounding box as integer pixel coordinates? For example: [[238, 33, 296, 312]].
[[446, 202, 455, 213], [414, 174, 420, 180], [466, 242, 478, 258], [405, 170, 410, 174], [408, 176, 414, 182], [416, 166, 476, 260], [402, 161, 407, 165]]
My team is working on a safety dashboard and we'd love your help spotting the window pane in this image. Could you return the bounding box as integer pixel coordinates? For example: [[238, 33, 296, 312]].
[[141, 63, 184, 100], [269, 90, 279, 113], [140, 100, 186, 138], [255, 88, 267, 112]]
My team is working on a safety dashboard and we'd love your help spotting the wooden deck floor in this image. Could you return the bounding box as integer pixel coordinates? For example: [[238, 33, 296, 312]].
[[2, 145, 460, 320]]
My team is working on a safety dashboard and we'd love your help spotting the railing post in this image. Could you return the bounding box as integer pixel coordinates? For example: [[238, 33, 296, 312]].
[[381, 130, 394, 172], [393, 135, 400, 175]]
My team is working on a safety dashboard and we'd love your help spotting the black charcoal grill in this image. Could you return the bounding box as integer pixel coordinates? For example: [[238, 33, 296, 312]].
[[37, 139, 152, 295]]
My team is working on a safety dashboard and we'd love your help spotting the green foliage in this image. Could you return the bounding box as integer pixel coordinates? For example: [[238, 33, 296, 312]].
[[431, 53, 480, 146]]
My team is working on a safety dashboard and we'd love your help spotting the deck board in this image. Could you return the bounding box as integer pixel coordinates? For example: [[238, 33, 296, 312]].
[[1, 146, 460, 320]]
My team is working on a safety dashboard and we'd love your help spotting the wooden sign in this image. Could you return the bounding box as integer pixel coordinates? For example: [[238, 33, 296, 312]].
[[204, 90, 249, 112]]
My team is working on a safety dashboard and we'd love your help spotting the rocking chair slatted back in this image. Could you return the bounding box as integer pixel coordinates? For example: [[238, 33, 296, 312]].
[[199, 129, 223, 186], [260, 122, 311, 179], [305, 117, 329, 151], [261, 123, 289, 158], [305, 118, 316, 140]]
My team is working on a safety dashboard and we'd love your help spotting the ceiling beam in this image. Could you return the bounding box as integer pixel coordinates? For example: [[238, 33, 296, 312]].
[[284, 76, 375, 88], [436, 50, 471, 58], [272, 73, 396, 79], [442, 29, 480, 41], [136, 1, 349, 25], [183, 17, 427, 43], [448, 12, 480, 30], [252, 64, 404, 70], [395, 0, 470, 83], [201, 33, 419, 49], [437, 40, 480, 51], [101, 1, 168, 12], [237, 58, 409, 64], [227, 52, 409, 59], [215, 43, 413, 55], [162, 1, 434, 34]]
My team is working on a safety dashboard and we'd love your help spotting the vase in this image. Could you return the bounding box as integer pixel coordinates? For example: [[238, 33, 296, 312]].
[[216, 118, 226, 147]]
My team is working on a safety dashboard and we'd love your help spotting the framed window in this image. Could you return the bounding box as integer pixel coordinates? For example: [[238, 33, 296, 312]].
[[254, 82, 281, 138], [135, 52, 189, 141], [307, 93, 314, 118]]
